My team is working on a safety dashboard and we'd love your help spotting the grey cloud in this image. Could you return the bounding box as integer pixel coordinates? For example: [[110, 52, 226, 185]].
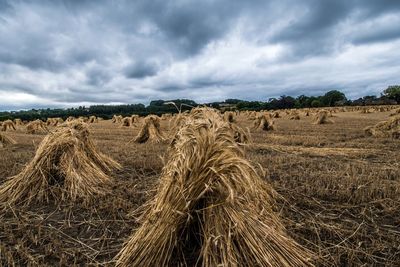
[[0, 0, 400, 110], [124, 61, 159, 79], [353, 24, 400, 44]]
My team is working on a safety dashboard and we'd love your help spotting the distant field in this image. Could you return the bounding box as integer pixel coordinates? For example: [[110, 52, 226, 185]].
[[1, 107, 399, 266]]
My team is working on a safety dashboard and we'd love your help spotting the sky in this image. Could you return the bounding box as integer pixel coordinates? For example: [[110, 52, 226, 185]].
[[1, 0, 400, 110]]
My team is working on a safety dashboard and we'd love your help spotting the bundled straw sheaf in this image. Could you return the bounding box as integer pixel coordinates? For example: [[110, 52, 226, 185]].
[[313, 110, 333, 124], [14, 118, 24, 126], [289, 111, 300, 120], [134, 115, 165, 143], [26, 119, 48, 134], [364, 115, 400, 139], [389, 108, 400, 116], [116, 107, 312, 267], [88, 115, 98, 123], [223, 111, 235, 123], [121, 117, 133, 127], [0, 122, 121, 206], [0, 133, 16, 147], [1, 120, 16, 131], [112, 115, 123, 123], [253, 113, 275, 131]]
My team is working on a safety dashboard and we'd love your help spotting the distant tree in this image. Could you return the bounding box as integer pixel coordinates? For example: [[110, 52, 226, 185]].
[[224, 99, 242, 104], [321, 90, 347, 106], [311, 99, 322, 107], [271, 95, 295, 109], [295, 95, 311, 108], [209, 102, 220, 109], [149, 100, 165, 106], [383, 85, 400, 103], [237, 101, 263, 110]]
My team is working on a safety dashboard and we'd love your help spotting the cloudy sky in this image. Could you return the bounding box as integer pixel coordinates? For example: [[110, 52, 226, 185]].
[[1, 0, 400, 110]]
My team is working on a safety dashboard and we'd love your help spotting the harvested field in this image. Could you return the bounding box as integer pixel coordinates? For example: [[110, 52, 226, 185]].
[[0, 108, 399, 266]]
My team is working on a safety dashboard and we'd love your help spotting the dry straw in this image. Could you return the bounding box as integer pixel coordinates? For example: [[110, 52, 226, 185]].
[[112, 115, 123, 123], [223, 111, 235, 123], [0, 133, 16, 148], [313, 110, 333, 124], [14, 118, 24, 126], [161, 113, 172, 120], [131, 114, 140, 123], [26, 119, 48, 134], [121, 117, 132, 127], [0, 122, 121, 206], [169, 113, 189, 136], [134, 115, 165, 143], [46, 117, 63, 126], [272, 111, 280, 118], [1, 120, 16, 132], [116, 107, 313, 267], [253, 113, 275, 131], [289, 111, 300, 120], [389, 108, 400, 116], [88, 115, 98, 123], [66, 116, 75, 122], [364, 115, 400, 139]]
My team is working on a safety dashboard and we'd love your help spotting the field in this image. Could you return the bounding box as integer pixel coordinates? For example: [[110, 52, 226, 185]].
[[1, 108, 399, 266]]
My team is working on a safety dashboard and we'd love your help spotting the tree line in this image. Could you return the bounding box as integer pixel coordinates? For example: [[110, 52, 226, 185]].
[[1, 86, 399, 121]]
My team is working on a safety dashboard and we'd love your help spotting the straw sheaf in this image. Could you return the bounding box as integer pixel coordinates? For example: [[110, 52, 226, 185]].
[[253, 113, 275, 131], [0, 133, 16, 147], [0, 122, 121, 207], [134, 115, 165, 143], [1, 120, 16, 131], [313, 110, 333, 124], [364, 115, 400, 138], [26, 120, 48, 134], [116, 108, 313, 267]]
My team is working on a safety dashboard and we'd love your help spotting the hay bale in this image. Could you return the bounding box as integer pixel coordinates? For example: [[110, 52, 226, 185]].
[[46, 117, 63, 126], [26, 120, 47, 134], [360, 108, 371, 114], [66, 116, 75, 122], [313, 110, 333, 124], [223, 111, 235, 123], [253, 114, 275, 131], [112, 115, 123, 123], [389, 108, 400, 116], [1, 120, 16, 132], [116, 107, 312, 266], [88, 116, 98, 123], [131, 114, 140, 123], [161, 113, 172, 120], [46, 118, 59, 126], [364, 115, 400, 139], [0, 133, 16, 148], [289, 111, 301, 120], [0, 122, 121, 206], [134, 115, 165, 143], [169, 113, 189, 136], [230, 123, 250, 144], [14, 119, 23, 126], [121, 117, 132, 127], [272, 111, 280, 118]]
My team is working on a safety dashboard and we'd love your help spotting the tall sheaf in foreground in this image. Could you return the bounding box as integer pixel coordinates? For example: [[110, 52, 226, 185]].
[[116, 107, 313, 267], [0, 122, 121, 206]]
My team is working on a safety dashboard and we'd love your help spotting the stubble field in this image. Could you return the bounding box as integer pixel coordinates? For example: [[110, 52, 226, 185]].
[[0, 108, 399, 266]]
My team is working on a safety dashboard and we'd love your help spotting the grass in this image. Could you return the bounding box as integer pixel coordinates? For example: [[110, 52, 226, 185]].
[[0, 108, 399, 266]]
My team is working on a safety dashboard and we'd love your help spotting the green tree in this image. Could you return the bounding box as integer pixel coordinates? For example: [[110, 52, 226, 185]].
[[321, 90, 347, 106], [311, 99, 322, 107], [383, 85, 400, 103]]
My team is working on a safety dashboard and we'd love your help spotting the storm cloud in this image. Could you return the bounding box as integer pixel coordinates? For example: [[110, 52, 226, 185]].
[[0, 0, 400, 110]]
